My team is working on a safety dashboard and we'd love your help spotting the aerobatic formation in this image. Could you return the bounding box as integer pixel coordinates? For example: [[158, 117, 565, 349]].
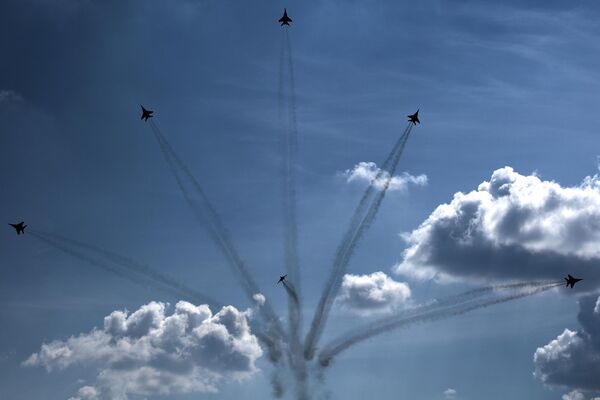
[[8, 7, 591, 400]]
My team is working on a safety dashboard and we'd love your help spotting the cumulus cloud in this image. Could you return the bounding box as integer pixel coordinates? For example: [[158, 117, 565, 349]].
[[396, 167, 600, 286], [253, 293, 266, 307], [25, 301, 263, 399], [560, 391, 600, 400], [68, 386, 99, 400], [444, 388, 458, 399], [562, 391, 585, 400], [337, 272, 411, 315], [343, 161, 427, 192], [534, 294, 600, 393]]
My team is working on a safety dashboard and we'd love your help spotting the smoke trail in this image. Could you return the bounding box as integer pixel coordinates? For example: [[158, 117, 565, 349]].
[[271, 372, 285, 398], [332, 123, 413, 254], [418, 280, 560, 311], [150, 124, 288, 362], [280, 27, 303, 368], [147, 120, 286, 340], [318, 281, 559, 359], [353, 280, 557, 328], [310, 280, 556, 366], [304, 124, 414, 359], [282, 278, 308, 398], [29, 231, 175, 297], [283, 281, 301, 312], [283, 30, 310, 400], [318, 282, 561, 366], [31, 229, 222, 308], [278, 31, 285, 121]]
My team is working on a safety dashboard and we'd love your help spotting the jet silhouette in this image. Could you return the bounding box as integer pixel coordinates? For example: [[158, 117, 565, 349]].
[[277, 274, 288, 284], [407, 109, 420, 125], [564, 274, 583, 288], [140, 105, 154, 121], [279, 8, 292, 26], [9, 221, 27, 235]]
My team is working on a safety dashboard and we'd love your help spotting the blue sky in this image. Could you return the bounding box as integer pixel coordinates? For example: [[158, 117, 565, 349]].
[[2, 1, 600, 399]]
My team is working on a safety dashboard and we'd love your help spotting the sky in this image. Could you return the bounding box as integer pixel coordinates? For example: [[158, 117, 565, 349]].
[[2, 0, 600, 399]]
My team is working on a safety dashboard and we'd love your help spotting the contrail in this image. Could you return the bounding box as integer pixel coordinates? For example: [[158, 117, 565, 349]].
[[317, 282, 561, 366], [304, 124, 414, 359], [147, 120, 286, 340], [281, 27, 303, 368]]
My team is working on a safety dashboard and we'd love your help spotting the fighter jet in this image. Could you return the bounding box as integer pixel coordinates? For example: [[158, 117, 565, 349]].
[[564, 274, 583, 288], [9, 221, 27, 235], [279, 8, 292, 26], [140, 105, 154, 121], [407, 109, 420, 125], [277, 274, 288, 284]]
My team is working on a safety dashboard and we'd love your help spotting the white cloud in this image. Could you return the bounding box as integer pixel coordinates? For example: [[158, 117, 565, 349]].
[[444, 388, 458, 399], [337, 272, 411, 315], [344, 161, 427, 192], [68, 386, 99, 400], [562, 391, 585, 400], [396, 167, 600, 285], [25, 301, 263, 399], [253, 293, 266, 307], [534, 295, 600, 392], [560, 391, 600, 400]]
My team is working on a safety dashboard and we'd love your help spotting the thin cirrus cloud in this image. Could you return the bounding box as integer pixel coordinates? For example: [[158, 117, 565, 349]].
[[24, 301, 263, 399]]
